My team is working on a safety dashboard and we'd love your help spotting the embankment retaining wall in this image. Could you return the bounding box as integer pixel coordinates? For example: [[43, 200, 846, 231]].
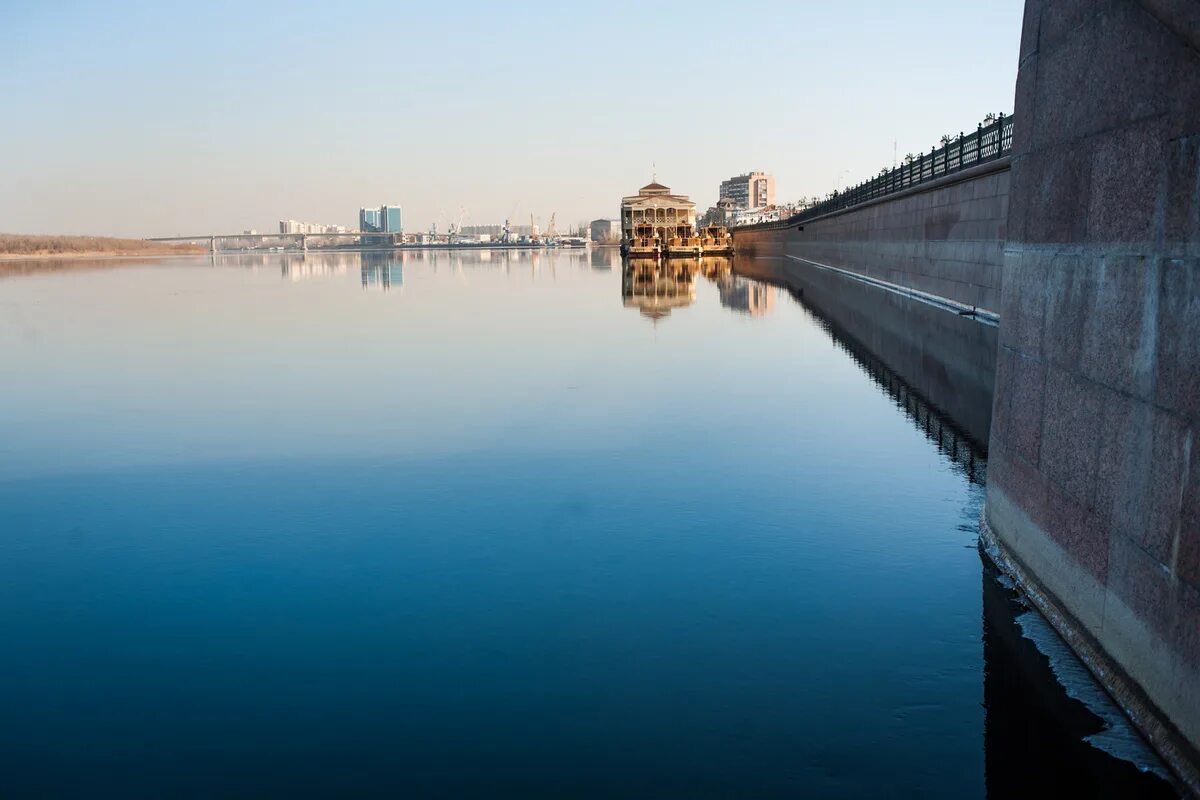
[[984, 0, 1200, 786], [735, 161, 1010, 312]]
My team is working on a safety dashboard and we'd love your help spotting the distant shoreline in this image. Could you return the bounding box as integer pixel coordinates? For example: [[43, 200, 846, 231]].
[[0, 233, 205, 260]]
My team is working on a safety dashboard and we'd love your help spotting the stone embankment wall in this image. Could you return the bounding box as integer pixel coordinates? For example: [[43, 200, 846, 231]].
[[984, 0, 1200, 787], [734, 1, 1199, 780], [734, 162, 1010, 312]]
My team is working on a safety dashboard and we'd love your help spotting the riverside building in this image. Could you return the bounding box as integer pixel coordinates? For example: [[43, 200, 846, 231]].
[[718, 171, 775, 210], [619, 181, 697, 246]]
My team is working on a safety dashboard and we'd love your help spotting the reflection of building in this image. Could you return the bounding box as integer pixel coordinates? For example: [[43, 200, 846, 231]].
[[279, 253, 354, 281], [360, 252, 403, 291], [719, 171, 775, 210], [718, 275, 776, 316], [590, 246, 619, 270], [589, 218, 620, 243], [620, 181, 697, 245], [621, 259, 696, 322], [697, 256, 732, 280]]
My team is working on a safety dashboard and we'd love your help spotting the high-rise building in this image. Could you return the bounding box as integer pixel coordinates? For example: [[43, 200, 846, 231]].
[[718, 172, 775, 210], [381, 205, 403, 233], [359, 207, 382, 233]]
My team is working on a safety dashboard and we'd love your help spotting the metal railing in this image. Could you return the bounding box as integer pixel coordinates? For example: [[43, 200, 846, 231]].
[[748, 114, 1014, 230]]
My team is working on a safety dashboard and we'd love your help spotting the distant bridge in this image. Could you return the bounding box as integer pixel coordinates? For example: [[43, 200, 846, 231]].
[[146, 231, 398, 252]]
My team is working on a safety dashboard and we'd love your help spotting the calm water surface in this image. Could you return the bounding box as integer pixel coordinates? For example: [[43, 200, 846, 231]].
[[0, 250, 1176, 797]]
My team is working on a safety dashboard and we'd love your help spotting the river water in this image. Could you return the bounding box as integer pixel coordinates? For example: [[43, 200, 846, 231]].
[[0, 249, 1178, 797]]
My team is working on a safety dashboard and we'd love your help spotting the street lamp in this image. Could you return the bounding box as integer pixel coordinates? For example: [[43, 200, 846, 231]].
[[835, 169, 850, 193]]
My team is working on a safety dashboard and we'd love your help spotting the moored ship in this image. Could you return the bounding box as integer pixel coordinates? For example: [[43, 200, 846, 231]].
[[665, 223, 702, 258], [700, 224, 733, 256], [624, 221, 661, 258]]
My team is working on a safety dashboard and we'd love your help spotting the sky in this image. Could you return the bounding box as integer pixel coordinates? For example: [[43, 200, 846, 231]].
[[0, 0, 1023, 238]]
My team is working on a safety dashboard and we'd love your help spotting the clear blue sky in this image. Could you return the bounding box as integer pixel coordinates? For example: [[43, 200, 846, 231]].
[[0, 0, 1023, 237]]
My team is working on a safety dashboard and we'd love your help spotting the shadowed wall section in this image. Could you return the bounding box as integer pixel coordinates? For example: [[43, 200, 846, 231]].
[[984, 0, 1200, 785]]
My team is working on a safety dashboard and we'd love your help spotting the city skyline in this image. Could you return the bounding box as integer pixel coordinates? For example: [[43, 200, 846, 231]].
[[1, 1, 1021, 238]]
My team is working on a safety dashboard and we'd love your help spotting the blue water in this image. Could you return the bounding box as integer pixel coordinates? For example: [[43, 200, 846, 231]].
[[0, 250, 1165, 797]]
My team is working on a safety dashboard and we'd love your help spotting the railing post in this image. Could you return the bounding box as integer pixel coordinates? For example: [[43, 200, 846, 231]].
[[975, 122, 983, 164], [997, 111, 1007, 154]]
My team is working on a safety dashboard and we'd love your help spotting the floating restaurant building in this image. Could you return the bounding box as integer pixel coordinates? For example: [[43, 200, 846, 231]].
[[619, 181, 697, 252]]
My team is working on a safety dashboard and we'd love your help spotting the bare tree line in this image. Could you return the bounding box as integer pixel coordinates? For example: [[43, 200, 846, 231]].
[[0, 234, 205, 256]]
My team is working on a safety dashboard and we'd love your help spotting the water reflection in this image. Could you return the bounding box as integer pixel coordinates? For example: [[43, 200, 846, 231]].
[[360, 252, 403, 291], [590, 246, 620, 270], [284, 253, 352, 281], [621, 258, 697, 322], [0, 254, 209, 278], [714, 271, 776, 317], [0, 249, 1181, 798], [981, 557, 1178, 797], [618, 256, 771, 323], [783, 281, 986, 484], [745, 259, 1177, 797], [737, 254, 997, 454]]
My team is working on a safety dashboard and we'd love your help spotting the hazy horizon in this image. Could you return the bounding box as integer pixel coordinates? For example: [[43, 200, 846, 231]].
[[1, 1, 1022, 238]]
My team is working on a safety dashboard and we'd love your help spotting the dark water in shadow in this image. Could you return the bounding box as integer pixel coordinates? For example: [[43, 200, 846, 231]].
[[0, 251, 1177, 797]]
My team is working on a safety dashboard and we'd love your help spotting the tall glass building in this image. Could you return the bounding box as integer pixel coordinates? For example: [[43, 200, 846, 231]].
[[359, 208, 381, 233], [381, 205, 402, 233]]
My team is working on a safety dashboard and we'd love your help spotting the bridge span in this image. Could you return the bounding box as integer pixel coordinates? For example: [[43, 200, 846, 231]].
[[146, 231, 397, 253]]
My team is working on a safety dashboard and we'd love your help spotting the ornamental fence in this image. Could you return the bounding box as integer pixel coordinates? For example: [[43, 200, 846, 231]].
[[751, 114, 1014, 229]]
